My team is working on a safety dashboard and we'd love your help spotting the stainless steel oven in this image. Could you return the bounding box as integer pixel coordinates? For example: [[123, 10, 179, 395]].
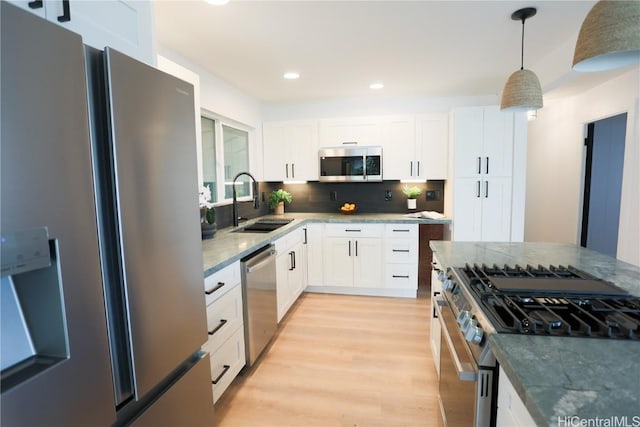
[[435, 273, 497, 427]]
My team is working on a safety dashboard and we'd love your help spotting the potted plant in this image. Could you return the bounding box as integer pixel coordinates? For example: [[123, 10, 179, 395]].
[[402, 185, 422, 210], [269, 189, 292, 215], [199, 185, 217, 239]]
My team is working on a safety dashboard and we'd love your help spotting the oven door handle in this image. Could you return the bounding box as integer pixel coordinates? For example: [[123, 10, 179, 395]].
[[436, 297, 478, 382]]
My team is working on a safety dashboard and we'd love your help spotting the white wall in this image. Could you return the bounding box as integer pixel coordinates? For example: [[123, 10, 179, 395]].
[[156, 56, 204, 184], [525, 68, 640, 266], [157, 47, 264, 179], [262, 94, 498, 121]]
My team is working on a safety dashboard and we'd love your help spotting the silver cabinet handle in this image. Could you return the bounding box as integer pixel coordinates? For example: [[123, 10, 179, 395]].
[[285, 163, 289, 178], [392, 249, 410, 253], [291, 163, 295, 178], [417, 161, 421, 176], [392, 274, 410, 278], [477, 157, 481, 174], [345, 229, 361, 232], [355, 240, 358, 256], [289, 251, 295, 271], [476, 181, 481, 198], [348, 240, 351, 257], [485, 157, 489, 174], [410, 161, 413, 176], [484, 181, 489, 198]]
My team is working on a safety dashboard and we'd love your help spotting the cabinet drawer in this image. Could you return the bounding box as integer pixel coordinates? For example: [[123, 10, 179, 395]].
[[385, 264, 418, 289], [204, 261, 241, 305], [206, 327, 246, 403], [384, 223, 418, 237], [384, 239, 418, 263], [205, 283, 243, 351], [274, 227, 304, 252], [324, 223, 383, 238]]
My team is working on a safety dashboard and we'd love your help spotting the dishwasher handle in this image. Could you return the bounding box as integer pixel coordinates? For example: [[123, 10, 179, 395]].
[[245, 249, 277, 273]]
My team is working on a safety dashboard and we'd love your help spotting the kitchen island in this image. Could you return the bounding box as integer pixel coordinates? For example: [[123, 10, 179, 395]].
[[430, 241, 640, 426]]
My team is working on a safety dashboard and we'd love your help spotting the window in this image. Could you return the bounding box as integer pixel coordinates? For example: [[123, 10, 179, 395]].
[[200, 115, 251, 204], [201, 117, 217, 203], [222, 124, 250, 199]]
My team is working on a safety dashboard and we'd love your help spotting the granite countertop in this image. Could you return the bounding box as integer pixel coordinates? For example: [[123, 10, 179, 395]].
[[202, 212, 450, 277], [430, 241, 640, 426]]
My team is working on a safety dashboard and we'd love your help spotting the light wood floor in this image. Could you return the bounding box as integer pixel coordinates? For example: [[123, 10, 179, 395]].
[[214, 292, 443, 427]]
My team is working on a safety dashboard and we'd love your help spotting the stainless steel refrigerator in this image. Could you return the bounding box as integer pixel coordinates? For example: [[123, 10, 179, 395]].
[[1, 3, 214, 425]]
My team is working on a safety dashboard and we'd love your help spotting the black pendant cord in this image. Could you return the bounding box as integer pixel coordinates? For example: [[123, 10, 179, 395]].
[[520, 18, 525, 70], [511, 7, 537, 71]]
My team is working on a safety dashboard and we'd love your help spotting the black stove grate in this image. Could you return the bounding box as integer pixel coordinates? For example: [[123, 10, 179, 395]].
[[455, 263, 640, 340]]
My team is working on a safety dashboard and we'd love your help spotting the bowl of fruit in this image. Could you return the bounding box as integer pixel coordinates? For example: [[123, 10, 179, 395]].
[[339, 203, 357, 215]]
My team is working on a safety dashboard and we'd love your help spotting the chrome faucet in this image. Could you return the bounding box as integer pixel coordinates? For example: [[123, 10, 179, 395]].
[[232, 171, 260, 227]]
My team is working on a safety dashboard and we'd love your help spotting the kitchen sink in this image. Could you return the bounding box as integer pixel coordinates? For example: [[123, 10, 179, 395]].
[[234, 218, 294, 233]]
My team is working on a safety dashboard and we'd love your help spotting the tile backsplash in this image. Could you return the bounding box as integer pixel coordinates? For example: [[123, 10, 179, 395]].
[[214, 180, 445, 229]]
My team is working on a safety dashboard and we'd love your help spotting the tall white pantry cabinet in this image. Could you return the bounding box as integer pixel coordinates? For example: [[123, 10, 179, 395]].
[[451, 106, 527, 242]]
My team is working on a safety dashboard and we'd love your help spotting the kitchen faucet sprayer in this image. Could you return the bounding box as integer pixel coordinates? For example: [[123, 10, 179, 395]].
[[232, 171, 259, 227]]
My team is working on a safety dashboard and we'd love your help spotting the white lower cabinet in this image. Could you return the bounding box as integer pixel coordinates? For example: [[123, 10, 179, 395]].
[[202, 262, 245, 403], [305, 224, 324, 287], [322, 223, 384, 289], [383, 224, 418, 294], [430, 254, 443, 378], [497, 366, 537, 426], [453, 176, 513, 241], [275, 227, 307, 322]]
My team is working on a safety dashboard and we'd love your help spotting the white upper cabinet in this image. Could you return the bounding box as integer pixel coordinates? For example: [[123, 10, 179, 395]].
[[451, 106, 523, 242], [382, 116, 416, 180], [263, 120, 318, 181], [453, 106, 514, 178], [7, 0, 154, 64], [318, 117, 383, 148], [415, 113, 449, 180]]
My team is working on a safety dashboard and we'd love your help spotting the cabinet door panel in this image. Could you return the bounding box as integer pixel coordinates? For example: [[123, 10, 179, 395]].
[[262, 123, 288, 181], [323, 237, 353, 286], [289, 121, 318, 181], [318, 117, 383, 147], [480, 177, 512, 242], [416, 114, 449, 180], [383, 116, 415, 180], [353, 239, 383, 288], [482, 107, 514, 177], [453, 177, 483, 241], [306, 224, 324, 286], [453, 108, 484, 177]]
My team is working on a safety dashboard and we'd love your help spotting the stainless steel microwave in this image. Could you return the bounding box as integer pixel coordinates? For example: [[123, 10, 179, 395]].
[[318, 146, 383, 182]]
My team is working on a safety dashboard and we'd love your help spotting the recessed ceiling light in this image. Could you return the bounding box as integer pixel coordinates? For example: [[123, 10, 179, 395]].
[[369, 82, 384, 90], [205, 0, 229, 5], [283, 72, 300, 80]]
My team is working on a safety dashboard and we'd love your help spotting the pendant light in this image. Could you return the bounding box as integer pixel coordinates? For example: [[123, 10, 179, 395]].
[[500, 7, 543, 111], [573, 0, 640, 72]]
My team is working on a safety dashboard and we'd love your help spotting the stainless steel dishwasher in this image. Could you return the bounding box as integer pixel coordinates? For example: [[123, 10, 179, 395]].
[[241, 245, 278, 367]]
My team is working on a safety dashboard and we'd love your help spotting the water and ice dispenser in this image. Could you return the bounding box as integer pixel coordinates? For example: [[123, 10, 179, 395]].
[[0, 227, 69, 391]]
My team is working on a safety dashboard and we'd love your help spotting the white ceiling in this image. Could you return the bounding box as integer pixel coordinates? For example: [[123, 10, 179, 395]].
[[155, 0, 627, 104]]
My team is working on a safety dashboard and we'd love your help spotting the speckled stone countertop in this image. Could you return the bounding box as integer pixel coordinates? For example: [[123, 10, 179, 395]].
[[202, 212, 450, 277], [430, 241, 640, 426]]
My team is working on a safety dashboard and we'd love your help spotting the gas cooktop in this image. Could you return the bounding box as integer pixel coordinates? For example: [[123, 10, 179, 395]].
[[455, 264, 640, 340]]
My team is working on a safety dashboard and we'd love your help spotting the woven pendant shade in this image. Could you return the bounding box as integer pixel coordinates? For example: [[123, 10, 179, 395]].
[[500, 69, 543, 111], [500, 8, 543, 112], [573, 0, 640, 72]]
